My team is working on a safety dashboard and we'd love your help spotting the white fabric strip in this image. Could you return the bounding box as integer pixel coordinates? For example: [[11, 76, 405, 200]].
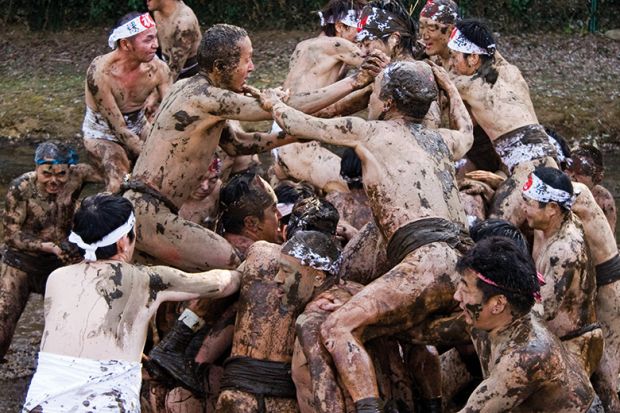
[[522, 173, 575, 209], [69, 212, 136, 261], [319, 9, 359, 28], [108, 13, 155, 49], [447, 27, 492, 56]]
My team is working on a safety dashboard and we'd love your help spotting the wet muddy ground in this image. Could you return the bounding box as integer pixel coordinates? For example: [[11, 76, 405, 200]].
[[0, 24, 619, 411]]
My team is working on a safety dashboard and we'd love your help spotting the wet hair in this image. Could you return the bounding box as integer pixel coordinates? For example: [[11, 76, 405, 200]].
[[379, 61, 438, 120], [533, 166, 574, 213], [198, 24, 248, 75], [34, 141, 78, 165], [456, 19, 498, 85], [219, 172, 275, 234], [72, 194, 135, 260], [274, 181, 316, 204], [544, 126, 571, 170], [274, 180, 316, 225], [286, 197, 340, 240], [320, 0, 367, 36], [111, 12, 143, 48], [470, 218, 529, 255], [340, 148, 363, 189], [457, 236, 539, 316], [361, 0, 419, 56], [570, 145, 604, 184], [282, 230, 342, 287]]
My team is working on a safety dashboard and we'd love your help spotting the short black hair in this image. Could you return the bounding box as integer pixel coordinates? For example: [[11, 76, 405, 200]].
[[340, 148, 363, 189], [274, 180, 315, 205], [219, 172, 275, 234], [198, 24, 248, 75], [286, 197, 340, 240], [320, 0, 367, 36], [533, 166, 574, 213], [456, 19, 498, 85], [457, 236, 539, 316], [72, 194, 135, 260], [544, 126, 571, 170], [364, 0, 419, 56], [470, 218, 529, 255], [570, 145, 604, 184]]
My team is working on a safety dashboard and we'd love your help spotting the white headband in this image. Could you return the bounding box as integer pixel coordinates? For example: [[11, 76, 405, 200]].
[[318, 9, 359, 28], [522, 173, 575, 209], [447, 27, 493, 56], [108, 13, 155, 49], [69, 212, 136, 261]]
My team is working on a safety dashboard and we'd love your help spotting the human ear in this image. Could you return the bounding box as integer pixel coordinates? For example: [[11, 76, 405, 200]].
[[491, 295, 507, 314], [387, 32, 401, 50], [243, 215, 259, 231], [313, 270, 326, 287]]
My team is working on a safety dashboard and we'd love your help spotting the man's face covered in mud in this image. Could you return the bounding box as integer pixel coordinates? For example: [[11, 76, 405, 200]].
[[35, 163, 70, 195], [275, 253, 326, 307], [223, 36, 255, 92], [454, 268, 496, 330]]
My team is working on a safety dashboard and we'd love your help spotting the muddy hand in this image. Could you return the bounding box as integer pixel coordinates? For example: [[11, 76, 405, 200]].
[[242, 84, 262, 99], [465, 170, 506, 189], [428, 60, 453, 91], [354, 49, 390, 88], [258, 87, 289, 112]]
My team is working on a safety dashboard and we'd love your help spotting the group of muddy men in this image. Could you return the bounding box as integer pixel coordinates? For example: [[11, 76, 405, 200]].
[[1, 0, 619, 412]]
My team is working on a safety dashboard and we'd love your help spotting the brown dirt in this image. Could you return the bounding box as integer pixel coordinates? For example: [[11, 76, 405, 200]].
[[0, 25, 619, 145]]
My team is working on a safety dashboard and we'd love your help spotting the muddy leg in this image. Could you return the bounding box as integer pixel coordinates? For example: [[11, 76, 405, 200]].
[[406, 344, 442, 412], [0, 264, 31, 359], [166, 387, 205, 413], [321, 244, 459, 407], [83, 138, 130, 194]]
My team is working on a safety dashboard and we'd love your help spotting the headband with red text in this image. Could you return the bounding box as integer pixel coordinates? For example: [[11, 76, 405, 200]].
[[108, 13, 155, 49]]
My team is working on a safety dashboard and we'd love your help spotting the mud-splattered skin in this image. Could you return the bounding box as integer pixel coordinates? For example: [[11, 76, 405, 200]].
[[570, 182, 620, 411], [215, 241, 320, 413], [450, 53, 539, 142], [337, 221, 389, 286], [460, 313, 597, 412], [272, 141, 349, 194], [3, 165, 102, 257], [84, 29, 172, 151], [264, 64, 472, 402], [326, 189, 374, 230], [41, 260, 239, 362], [591, 184, 617, 233], [530, 212, 601, 375], [150, 0, 201, 81]]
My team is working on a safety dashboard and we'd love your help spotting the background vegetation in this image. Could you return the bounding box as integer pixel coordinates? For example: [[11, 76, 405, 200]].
[[2, 0, 619, 33]]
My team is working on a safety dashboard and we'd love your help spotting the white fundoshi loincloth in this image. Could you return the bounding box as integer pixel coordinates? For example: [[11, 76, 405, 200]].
[[22, 351, 141, 412], [82, 106, 146, 143]]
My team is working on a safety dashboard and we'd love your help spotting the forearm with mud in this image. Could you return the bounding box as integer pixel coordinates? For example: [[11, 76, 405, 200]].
[[287, 75, 364, 114], [445, 83, 474, 155], [272, 101, 345, 145], [219, 128, 298, 156], [3, 201, 51, 253], [313, 85, 372, 118]]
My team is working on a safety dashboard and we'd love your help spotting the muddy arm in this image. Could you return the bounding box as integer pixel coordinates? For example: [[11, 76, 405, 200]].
[[313, 85, 372, 118], [459, 352, 538, 412], [218, 120, 298, 156], [331, 39, 365, 67], [537, 242, 580, 321], [431, 63, 474, 160], [72, 163, 104, 184], [406, 312, 472, 347], [149, 267, 241, 304]]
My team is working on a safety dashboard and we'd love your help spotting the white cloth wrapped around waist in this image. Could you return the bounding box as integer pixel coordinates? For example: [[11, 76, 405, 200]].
[[23, 351, 141, 412], [82, 106, 146, 143], [270, 121, 283, 161]]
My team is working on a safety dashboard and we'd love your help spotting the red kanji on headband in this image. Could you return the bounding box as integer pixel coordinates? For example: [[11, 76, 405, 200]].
[[357, 15, 368, 32], [140, 14, 155, 29], [522, 175, 533, 191]]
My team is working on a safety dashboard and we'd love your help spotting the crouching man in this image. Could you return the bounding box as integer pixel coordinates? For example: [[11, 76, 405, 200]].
[[22, 194, 240, 412], [454, 237, 602, 412]]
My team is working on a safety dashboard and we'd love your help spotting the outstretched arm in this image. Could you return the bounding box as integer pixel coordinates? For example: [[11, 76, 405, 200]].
[[218, 119, 298, 156], [430, 62, 474, 160], [260, 89, 371, 148], [149, 267, 241, 304], [210, 51, 387, 122]]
